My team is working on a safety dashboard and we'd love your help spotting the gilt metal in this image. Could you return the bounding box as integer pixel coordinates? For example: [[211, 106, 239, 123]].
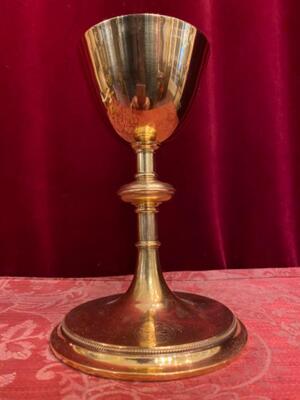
[[50, 13, 247, 380]]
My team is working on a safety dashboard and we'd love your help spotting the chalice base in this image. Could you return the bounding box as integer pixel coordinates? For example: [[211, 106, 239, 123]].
[[50, 291, 247, 381]]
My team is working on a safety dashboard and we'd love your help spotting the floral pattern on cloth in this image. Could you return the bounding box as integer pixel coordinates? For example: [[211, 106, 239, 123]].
[[0, 268, 299, 399]]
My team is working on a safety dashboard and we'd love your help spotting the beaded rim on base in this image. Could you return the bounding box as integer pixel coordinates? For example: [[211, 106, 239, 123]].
[[50, 292, 247, 381]]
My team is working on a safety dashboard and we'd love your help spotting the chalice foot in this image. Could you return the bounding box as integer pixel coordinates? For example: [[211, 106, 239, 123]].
[[50, 290, 247, 380]]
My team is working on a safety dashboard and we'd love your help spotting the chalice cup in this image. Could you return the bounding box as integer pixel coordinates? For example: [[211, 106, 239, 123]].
[[50, 13, 247, 381]]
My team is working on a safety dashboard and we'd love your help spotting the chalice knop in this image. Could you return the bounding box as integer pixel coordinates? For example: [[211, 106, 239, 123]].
[[50, 13, 247, 381]]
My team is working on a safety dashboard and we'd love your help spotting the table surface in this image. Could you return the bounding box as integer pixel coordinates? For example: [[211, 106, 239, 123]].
[[0, 268, 299, 400]]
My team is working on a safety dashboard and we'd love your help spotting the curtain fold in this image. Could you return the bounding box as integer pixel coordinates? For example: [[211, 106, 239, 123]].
[[0, 0, 299, 276]]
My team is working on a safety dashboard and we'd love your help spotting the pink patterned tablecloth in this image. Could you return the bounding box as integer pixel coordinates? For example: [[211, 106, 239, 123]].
[[0, 268, 299, 400]]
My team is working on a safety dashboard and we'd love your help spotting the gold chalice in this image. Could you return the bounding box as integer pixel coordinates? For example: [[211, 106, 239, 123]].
[[50, 13, 247, 381]]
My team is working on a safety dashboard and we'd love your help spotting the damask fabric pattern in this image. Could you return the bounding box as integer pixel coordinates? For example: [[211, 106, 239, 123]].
[[0, 268, 299, 399]]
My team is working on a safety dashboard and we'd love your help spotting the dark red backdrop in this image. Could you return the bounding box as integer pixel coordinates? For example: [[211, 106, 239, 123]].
[[1, 0, 299, 277]]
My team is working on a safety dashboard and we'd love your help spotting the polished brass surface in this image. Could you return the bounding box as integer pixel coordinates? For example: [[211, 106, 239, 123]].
[[50, 13, 247, 381], [84, 13, 208, 143], [50, 295, 247, 381]]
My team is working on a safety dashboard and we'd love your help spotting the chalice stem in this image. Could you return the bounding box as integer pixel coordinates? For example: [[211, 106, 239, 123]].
[[125, 139, 173, 304], [118, 127, 175, 304]]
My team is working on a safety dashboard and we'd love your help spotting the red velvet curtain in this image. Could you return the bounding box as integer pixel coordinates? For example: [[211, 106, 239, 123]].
[[1, 0, 299, 277]]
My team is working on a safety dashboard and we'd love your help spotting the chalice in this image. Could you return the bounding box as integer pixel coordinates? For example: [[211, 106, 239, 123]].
[[50, 13, 247, 381]]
